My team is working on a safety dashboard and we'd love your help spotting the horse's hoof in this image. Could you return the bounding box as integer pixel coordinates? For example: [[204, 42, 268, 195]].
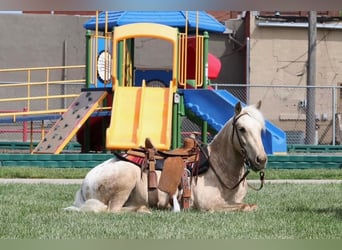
[[136, 206, 152, 214], [63, 206, 80, 212], [250, 204, 258, 210], [242, 203, 258, 211]]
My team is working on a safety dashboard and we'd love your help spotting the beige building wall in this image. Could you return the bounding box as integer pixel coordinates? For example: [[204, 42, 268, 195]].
[[0, 14, 90, 111], [249, 14, 342, 142]]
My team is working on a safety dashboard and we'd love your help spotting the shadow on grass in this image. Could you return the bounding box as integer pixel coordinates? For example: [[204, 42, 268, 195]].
[[286, 206, 342, 220]]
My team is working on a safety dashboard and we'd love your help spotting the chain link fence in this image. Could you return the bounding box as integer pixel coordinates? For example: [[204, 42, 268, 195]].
[[212, 83, 342, 145], [1, 83, 341, 148]]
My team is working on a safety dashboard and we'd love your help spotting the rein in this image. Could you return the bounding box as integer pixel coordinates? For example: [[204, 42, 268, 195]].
[[210, 162, 251, 190], [232, 113, 249, 157], [209, 159, 265, 191]]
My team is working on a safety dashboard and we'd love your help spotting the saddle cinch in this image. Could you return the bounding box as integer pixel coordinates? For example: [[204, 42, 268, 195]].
[[117, 137, 202, 210]]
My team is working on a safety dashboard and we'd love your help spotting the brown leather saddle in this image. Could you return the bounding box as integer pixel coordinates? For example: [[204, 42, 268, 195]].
[[118, 137, 201, 210]]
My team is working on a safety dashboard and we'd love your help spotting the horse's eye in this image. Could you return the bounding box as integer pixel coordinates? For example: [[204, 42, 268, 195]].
[[238, 127, 246, 133]]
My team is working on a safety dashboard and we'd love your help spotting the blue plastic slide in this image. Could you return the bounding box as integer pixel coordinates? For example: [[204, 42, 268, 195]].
[[180, 89, 287, 155]]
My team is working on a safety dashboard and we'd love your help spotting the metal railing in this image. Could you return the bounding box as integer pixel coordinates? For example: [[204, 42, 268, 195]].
[[1, 73, 341, 147], [178, 34, 205, 88], [0, 65, 86, 121]]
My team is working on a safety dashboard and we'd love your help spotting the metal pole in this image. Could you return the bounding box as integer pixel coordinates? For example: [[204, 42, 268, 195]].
[[85, 30, 92, 88], [63, 40, 67, 108], [22, 107, 28, 142], [332, 86, 336, 145], [201, 31, 209, 144], [30, 121, 33, 153], [203, 32, 209, 89], [172, 93, 180, 149], [305, 11, 317, 145], [246, 36, 250, 104]]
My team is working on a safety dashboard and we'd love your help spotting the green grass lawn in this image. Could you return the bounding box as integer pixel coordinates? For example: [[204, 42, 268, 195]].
[[0, 182, 340, 239], [0, 167, 89, 179], [0, 167, 341, 180]]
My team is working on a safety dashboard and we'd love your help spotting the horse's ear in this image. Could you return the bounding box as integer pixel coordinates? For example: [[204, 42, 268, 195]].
[[255, 100, 262, 110], [235, 102, 242, 115]]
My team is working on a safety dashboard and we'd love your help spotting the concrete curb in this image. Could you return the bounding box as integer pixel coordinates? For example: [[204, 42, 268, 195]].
[[0, 179, 341, 185], [0, 178, 83, 184], [249, 179, 342, 184]]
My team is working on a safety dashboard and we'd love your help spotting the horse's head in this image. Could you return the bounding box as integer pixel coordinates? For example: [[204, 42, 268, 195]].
[[232, 101, 267, 171]]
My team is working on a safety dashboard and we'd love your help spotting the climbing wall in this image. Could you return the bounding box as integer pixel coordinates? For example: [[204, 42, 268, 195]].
[[33, 90, 108, 154]]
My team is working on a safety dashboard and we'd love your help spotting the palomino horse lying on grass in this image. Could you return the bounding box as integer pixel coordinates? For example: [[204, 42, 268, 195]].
[[65, 101, 267, 213]]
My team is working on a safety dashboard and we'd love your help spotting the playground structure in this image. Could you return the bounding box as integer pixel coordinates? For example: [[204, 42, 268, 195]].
[[0, 11, 287, 155], [79, 11, 286, 154]]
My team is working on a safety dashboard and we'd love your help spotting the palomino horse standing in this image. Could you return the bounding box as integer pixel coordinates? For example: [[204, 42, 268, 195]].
[[65, 101, 267, 213]]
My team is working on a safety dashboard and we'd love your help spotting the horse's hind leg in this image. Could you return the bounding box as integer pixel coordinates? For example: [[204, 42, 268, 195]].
[[107, 189, 135, 213], [108, 201, 151, 214], [106, 188, 152, 214]]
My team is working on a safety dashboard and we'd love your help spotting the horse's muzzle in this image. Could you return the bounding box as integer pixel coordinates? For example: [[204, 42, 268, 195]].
[[248, 154, 267, 172]]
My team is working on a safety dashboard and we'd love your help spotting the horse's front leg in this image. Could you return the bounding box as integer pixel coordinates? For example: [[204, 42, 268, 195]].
[[210, 203, 258, 212]]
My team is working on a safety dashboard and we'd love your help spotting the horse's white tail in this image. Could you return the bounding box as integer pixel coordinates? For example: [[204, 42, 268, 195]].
[[63, 189, 84, 212], [64, 189, 108, 213], [73, 189, 85, 207]]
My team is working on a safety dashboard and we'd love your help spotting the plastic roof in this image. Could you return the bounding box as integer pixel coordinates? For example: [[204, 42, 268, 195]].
[[84, 11, 225, 33]]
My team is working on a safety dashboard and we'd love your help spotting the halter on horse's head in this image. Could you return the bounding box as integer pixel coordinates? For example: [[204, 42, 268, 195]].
[[231, 101, 267, 172]]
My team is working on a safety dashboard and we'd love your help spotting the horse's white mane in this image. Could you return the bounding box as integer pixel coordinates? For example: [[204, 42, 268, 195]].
[[210, 103, 265, 148], [242, 104, 265, 130]]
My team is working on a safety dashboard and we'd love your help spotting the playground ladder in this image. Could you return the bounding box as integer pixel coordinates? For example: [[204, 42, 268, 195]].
[[32, 90, 108, 154]]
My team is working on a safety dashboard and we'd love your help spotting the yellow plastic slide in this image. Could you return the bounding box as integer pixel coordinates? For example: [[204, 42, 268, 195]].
[[106, 84, 173, 150]]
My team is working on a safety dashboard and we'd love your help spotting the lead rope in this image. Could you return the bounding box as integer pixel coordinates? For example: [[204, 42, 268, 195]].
[[244, 156, 265, 191], [247, 170, 265, 191]]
